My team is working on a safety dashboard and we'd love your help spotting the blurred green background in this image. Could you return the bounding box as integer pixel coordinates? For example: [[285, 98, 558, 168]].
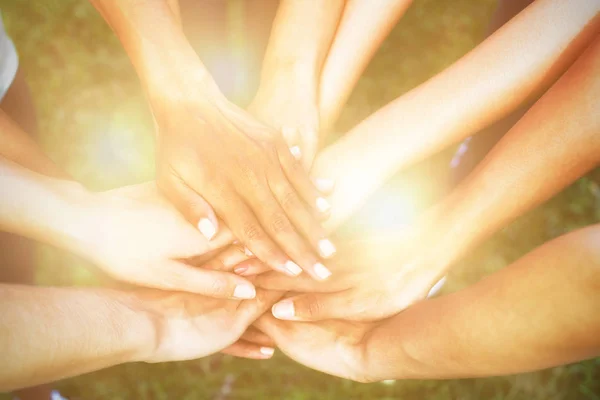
[[1, 0, 599, 398]]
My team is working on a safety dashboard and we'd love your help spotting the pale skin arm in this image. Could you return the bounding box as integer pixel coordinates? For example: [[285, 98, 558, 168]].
[[0, 109, 67, 179], [248, 33, 600, 321], [364, 223, 600, 380], [250, 0, 346, 165], [257, 223, 600, 381], [0, 285, 153, 391], [0, 283, 281, 391], [318, 0, 414, 129], [313, 0, 600, 229], [89, 0, 335, 281]]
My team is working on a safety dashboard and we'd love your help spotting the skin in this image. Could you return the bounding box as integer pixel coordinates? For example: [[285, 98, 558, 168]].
[[256, 223, 600, 382], [317, 0, 415, 130], [245, 32, 600, 321], [0, 284, 282, 391], [0, 156, 273, 299], [89, 0, 335, 280], [249, 0, 346, 168], [313, 0, 600, 229]]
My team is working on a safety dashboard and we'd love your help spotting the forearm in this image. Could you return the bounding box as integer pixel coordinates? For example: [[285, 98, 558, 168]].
[[89, 0, 224, 118], [261, 0, 345, 82], [0, 157, 92, 253], [0, 284, 153, 391], [315, 0, 599, 228], [365, 223, 600, 379], [0, 110, 68, 179], [318, 0, 413, 128], [418, 34, 600, 269]]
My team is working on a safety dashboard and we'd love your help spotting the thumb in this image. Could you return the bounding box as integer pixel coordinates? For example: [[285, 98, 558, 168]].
[[145, 260, 258, 300], [161, 176, 220, 241]]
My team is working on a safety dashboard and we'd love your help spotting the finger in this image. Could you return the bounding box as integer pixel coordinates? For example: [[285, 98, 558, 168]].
[[212, 189, 298, 278], [232, 259, 271, 277], [221, 340, 275, 360], [298, 126, 318, 170], [268, 172, 335, 261], [159, 174, 220, 241], [281, 126, 301, 154], [247, 186, 333, 281], [270, 291, 357, 322], [144, 260, 257, 300], [276, 140, 332, 218], [240, 327, 275, 348], [253, 270, 338, 292], [201, 245, 251, 272]]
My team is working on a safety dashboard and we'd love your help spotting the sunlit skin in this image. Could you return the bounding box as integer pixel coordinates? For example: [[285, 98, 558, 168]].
[[89, 0, 336, 281], [0, 284, 282, 391], [249, 0, 346, 168], [229, 32, 600, 321], [256, 222, 600, 381], [317, 0, 415, 130]]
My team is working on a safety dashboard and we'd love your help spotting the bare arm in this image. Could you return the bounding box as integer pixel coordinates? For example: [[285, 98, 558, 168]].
[[318, 0, 414, 129], [250, 0, 346, 165], [415, 32, 600, 275], [366, 223, 600, 379], [0, 110, 67, 179], [314, 0, 600, 229], [252, 34, 600, 321], [0, 285, 152, 391]]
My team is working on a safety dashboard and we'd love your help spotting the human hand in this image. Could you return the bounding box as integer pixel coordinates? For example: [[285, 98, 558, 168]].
[[153, 91, 336, 281], [248, 70, 321, 170], [254, 313, 377, 382], [123, 287, 283, 363], [74, 182, 261, 299], [252, 234, 449, 321]]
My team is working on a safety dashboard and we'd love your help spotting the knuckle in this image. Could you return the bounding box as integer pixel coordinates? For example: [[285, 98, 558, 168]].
[[279, 187, 298, 209], [208, 276, 230, 295], [242, 222, 264, 242], [270, 213, 291, 234], [301, 295, 322, 318]]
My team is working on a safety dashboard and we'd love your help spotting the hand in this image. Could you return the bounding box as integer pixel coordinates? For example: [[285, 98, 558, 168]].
[[254, 313, 377, 382], [76, 182, 259, 299], [252, 234, 449, 321], [154, 91, 336, 281], [124, 288, 283, 363], [249, 70, 320, 170]]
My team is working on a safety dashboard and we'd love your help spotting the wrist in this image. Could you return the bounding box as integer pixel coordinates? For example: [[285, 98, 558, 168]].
[[105, 290, 158, 364]]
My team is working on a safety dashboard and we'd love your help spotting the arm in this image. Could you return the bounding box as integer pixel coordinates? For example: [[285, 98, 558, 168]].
[[253, 34, 600, 321], [0, 285, 152, 391], [365, 223, 600, 379], [318, 0, 414, 129], [0, 157, 260, 298], [0, 109, 68, 179], [0, 284, 280, 391], [257, 223, 600, 381], [89, 0, 335, 281], [249, 0, 346, 165], [313, 0, 600, 229]]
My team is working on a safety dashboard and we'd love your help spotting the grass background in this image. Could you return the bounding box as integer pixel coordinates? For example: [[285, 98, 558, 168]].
[[1, 0, 600, 398]]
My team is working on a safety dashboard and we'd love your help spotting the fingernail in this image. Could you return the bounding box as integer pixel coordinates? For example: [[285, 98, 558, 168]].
[[259, 347, 275, 357], [318, 239, 336, 258], [234, 266, 249, 275], [314, 178, 335, 193], [289, 146, 302, 160], [313, 262, 332, 280], [272, 300, 295, 319], [233, 284, 256, 299], [283, 260, 302, 276], [198, 218, 217, 240], [316, 197, 331, 213], [244, 247, 254, 257]]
